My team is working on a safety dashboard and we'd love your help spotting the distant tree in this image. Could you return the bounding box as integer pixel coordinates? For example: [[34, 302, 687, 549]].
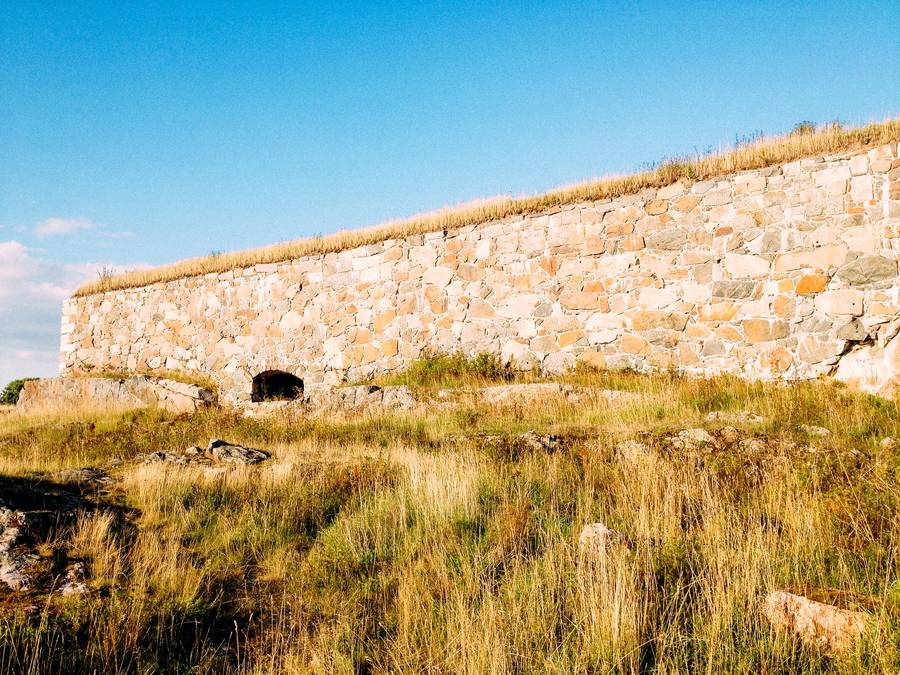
[[1, 378, 36, 404]]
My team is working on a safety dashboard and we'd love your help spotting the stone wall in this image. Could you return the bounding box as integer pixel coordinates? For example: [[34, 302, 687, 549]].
[[61, 144, 900, 403]]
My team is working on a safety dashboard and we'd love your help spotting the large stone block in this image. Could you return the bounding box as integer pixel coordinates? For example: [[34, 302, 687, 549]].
[[836, 255, 897, 286], [742, 319, 789, 343], [814, 290, 864, 315], [775, 244, 847, 271]]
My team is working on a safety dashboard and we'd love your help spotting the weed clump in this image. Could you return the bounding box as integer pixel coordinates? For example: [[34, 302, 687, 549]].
[[380, 351, 516, 389]]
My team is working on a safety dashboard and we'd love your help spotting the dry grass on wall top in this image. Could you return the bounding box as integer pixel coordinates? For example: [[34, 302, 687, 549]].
[[75, 118, 900, 297]]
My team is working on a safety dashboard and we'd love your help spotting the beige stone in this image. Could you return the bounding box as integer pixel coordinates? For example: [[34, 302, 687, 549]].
[[577, 349, 606, 369], [674, 195, 701, 212], [814, 289, 863, 315], [762, 591, 867, 653], [558, 330, 585, 348], [620, 334, 650, 354], [657, 181, 685, 200], [699, 303, 738, 322], [560, 290, 602, 310], [373, 311, 396, 332], [724, 253, 769, 277], [774, 245, 847, 271], [645, 199, 668, 215], [742, 319, 789, 343], [772, 295, 795, 318], [761, 346, 793, 373], [467, 298, 495, 319]]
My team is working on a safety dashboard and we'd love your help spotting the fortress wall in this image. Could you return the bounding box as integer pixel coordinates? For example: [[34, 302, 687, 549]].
[[61, 143, 900, 402]]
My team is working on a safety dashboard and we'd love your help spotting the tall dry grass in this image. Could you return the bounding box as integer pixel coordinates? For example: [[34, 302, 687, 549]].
[[0, 368, 898, 672], [75, 118, 900, 297]]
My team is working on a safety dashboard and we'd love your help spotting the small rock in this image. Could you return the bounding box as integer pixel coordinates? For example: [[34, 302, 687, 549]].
[[207, 439, 269, 465], [615, 440, 653, 461], [138, 451, 189, 465], [738, 438, 767, 454], [519, 431, 559, 452], [0, 561, 32, 591], [879, 436, 895, 449], [578, 522, 631, 555], [183, 445, 203, 456], [718, 426, 741, 445], [380, 385, 417, 410], [800, 425, 831, 437], [0, 508, 32, 591], [59, 562, 88, 596], [761, 590, 868, 652], [669, 428, 716, 451]]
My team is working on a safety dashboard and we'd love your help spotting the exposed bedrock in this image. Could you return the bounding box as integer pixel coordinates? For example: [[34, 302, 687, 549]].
[[17, 376, 214, 414]]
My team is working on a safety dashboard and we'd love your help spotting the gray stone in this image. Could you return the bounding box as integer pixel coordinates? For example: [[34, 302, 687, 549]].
[[645, 229, 688, 250], [836, 319, 867, 341], [207, 439, 270, 465], [669, 428, 716, 451], [519, 431, 559, 452], [138, 451, 190, 465], [615, 440, 653, 461], [712, 280, 756, 299], [837, 255, 897, 286]]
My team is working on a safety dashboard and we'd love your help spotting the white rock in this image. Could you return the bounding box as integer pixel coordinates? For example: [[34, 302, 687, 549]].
[[762, 591, 867, 653]]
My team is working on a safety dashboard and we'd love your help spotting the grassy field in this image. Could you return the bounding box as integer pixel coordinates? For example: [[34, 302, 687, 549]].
[[1, 365, 899, 673], [75, 118, 900, 297]]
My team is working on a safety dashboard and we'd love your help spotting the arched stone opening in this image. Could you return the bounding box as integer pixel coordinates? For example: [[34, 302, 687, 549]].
[[251, 370, 304, 402]]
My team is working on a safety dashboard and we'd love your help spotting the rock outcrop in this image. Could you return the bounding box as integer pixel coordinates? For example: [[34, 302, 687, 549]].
[[834, 329, 900, 397], [0, 476, 106, 595], [139, 439, 270, 466], [17, 376, 214, 414]]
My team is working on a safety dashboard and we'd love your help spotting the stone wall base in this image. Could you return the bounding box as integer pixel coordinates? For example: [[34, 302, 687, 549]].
[[17, 377, 214, 414]]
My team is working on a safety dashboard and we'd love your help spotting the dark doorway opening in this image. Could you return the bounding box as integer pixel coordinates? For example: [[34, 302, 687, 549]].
[[251, 370, 304, 402]]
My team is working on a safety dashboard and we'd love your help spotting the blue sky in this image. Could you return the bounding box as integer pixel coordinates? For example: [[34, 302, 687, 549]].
[[1, 1, 898, 383]]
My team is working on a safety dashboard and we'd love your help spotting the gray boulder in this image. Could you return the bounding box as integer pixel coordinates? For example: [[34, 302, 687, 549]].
[[207, 439, 269, 465]]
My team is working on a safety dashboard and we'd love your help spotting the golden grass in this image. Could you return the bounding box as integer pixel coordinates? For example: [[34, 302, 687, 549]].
[[0, 370, 898, 672], [75, 118, 900, 297]]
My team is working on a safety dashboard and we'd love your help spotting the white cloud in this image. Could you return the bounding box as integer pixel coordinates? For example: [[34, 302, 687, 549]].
[[0, 240, 146, 386], [34, 217, 98, 238]]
